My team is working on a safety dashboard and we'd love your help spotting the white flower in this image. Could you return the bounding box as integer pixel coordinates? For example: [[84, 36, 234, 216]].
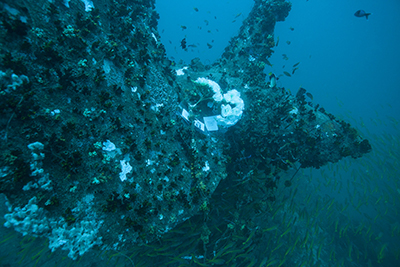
[[213, 92, 223, 102], [195, 77, 221, 95], [223, 89, 240, 103], [221, 104, 232, 117]]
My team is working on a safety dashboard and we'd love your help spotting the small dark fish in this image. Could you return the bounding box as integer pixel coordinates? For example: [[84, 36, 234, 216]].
[[181, 25, 187, 30], [282, 54, 288, 60], [296, 87, 306, 98], [283, 71, 291, 77], [188, 44, 197, 48], [207, 43, 213, 49], [276, 36, 280, 47], [293, 62, 300, 68], [306, 92, 314, 100], [354, 10, 371, 20], [193, 7, 199, 12], [292, 67, 299, 75], [180, 38, 187, 49], [289, 27, 294, 31], [234, 13, 242, 18], [286, 40, 291, 45], [204, 20, 209, 26], [265, 58, 273, 67]]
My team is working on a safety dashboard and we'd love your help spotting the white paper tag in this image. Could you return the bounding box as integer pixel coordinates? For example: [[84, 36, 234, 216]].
[[203, 116, 218, 131], [181, 109, 190, 121], [194, 119, 205, 131]]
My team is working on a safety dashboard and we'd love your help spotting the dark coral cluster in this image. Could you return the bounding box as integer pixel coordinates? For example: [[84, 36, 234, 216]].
[[0, 0, 226, 250]]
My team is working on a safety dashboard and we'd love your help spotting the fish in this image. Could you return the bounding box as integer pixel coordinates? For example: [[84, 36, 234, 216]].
[[268, 73, 278, 88], [276, 36, 280, 47], [354, 10, 371, 20], [180, 38, 187, 49], [234, 13, 242, 18], [283, 71, 291, 77], [265, 59, 273, 67], [181, 25, 187, 30], [282, 54, 288, 60], [286, 40, 291, 45], [292, 67, 299, 75], [207, 43, 213, 49], [193, 7, 199, 12], [293, 62, 300, 68], [289, 27, 294, 31]]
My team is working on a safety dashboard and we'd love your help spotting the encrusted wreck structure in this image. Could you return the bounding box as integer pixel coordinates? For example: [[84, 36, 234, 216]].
[[0, 0, 370, 264]]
